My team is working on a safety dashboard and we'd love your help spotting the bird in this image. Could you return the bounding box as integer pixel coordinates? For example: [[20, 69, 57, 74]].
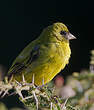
[[8, 22, 76, 86]]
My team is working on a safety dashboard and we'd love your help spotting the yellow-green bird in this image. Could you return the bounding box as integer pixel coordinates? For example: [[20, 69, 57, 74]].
[[8, 22, 76, 86]]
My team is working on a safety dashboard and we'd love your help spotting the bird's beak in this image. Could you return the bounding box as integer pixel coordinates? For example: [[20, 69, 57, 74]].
[[67, 33, 76, 40]]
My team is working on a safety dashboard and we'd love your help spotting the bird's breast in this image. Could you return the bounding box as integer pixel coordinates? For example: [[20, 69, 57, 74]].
[[44, 42, 71, 83], [50, 42, 71, 67], [24, 42, 71, 85]]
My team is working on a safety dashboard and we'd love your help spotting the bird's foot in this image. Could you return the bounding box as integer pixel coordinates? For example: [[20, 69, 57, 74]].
[[37, 77, 46, 89]]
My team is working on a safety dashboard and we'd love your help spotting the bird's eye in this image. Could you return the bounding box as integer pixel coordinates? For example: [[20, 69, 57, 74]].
[[60, 31, 67, 36]]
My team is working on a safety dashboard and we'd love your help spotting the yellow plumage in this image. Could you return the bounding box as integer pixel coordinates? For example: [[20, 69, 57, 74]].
[[8, 22, 76, 85]]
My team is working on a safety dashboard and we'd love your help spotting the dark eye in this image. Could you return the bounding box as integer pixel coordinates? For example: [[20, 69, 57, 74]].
[[60, 31, 67, 36]]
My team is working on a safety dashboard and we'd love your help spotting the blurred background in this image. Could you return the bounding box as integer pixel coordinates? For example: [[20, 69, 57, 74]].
[[0, 1, 94, 109], [0, 0, 94, 77]]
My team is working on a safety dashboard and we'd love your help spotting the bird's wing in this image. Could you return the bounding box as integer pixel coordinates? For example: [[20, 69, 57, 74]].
[[8, 39, 40, 76]]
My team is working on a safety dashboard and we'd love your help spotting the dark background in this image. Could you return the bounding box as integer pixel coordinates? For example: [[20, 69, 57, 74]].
[[0, 0, 94, 108], [0, 0, 94, 76]]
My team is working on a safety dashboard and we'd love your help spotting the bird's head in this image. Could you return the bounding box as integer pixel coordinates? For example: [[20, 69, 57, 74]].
[[47, 22, 76, 42]]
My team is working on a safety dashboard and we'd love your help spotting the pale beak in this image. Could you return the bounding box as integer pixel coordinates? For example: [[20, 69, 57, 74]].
[[67, 33, 76, 40]]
